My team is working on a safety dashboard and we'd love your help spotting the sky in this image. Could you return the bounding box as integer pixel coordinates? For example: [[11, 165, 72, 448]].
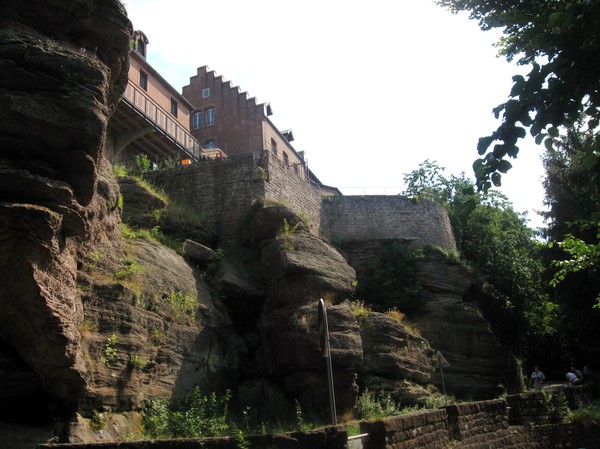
[[124, 0, 548, 229]]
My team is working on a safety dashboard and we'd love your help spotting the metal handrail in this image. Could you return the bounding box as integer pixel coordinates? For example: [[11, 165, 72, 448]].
[[121, 80, 199, 160]]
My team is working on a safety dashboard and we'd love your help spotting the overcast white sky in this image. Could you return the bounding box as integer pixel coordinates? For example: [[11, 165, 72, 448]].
[[124, 0, 547, 229]]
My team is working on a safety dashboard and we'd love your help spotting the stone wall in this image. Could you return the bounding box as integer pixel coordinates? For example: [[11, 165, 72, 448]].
[[144, 154, 460, 252], [321, 196, 457, 250], [263, 152, 322, 234], [146, 153, 266, 243], [39, 426, 347, 449], [360, 387, 600, 449], [146, 151, 323, 244]]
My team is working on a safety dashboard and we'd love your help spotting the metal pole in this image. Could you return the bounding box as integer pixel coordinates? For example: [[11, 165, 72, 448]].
[[324, 313, 337, 425], [318, 299, 337, 425], [440, 367, 446, 395]]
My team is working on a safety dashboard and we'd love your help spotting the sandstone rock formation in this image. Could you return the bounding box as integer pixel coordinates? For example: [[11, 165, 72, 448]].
[[0, 0, 131, 417], [0, 0, 523, 446]]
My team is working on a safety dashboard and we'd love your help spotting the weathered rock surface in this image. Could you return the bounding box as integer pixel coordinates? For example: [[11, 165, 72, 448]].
[[341, 241, 519, 400], [118, 175, 166, 228], [0, 0, 131, 422], [78, 239, 243, 410]]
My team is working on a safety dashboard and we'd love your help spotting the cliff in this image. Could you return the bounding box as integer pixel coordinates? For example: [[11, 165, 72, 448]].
[[0, 0, 521, 446]]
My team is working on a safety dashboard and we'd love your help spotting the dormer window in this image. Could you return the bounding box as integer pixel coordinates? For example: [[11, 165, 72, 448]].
[[136, 39, 146, 57], [133, 30, 149, 58]]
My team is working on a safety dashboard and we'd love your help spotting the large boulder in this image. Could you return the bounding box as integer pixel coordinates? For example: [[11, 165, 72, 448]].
[[0, 0, 131, 419]]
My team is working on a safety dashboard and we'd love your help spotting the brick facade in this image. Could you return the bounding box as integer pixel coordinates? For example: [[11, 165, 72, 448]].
[[182, 66, 306, 175]]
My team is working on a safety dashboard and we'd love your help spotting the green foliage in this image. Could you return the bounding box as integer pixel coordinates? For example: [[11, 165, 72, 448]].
[[115, 256, 144, 280], [403, 160, 559, 357], [437, 0, 600, 189], [142, 388, 233, 439], [113, 164, 128, 177], [90, 410, 106, 432], [349, 300, 372, 320], [549, 225, 600, 307], [278, 218, 300, 251], [129, 353, 149, 371], [204, 248, 224, 279], [424, 395, 455, 409], [134, 153, 152, 175], [101, 334, 118, 366], [83, 250, 103, 271], [541, 390, 571, 422], [356, 389, 406, 421], [162, 290, 197, 321], [568, 400, 600, 425], [355, 240, 425, 314], [257, 166, 269, 181]]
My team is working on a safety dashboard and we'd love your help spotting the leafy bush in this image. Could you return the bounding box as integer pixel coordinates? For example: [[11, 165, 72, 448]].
[[162, 291, 197, 321], [349, 300, 372, 320], [355, 241, 425, 314], [356, 389, 403, 421], [100, 334, 118, 366], [142, 388, 233, 439], [568, 400, 600, 425], [115, 256, 144, 280]]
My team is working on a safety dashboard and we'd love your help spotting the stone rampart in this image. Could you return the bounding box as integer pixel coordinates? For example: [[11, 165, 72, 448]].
[[145, 154, 457, 249], [263, 153, 322, 235], [146, 153, 265, 243], [145, 152, 323, 244], [321, 196, 457, 250]]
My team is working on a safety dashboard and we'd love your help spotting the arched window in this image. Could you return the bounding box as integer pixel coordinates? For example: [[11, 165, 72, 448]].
[[283, 152, 289, 167], [271, 138, 277, 156]]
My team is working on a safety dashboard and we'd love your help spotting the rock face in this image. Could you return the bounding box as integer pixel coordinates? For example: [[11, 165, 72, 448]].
[[240, 205, 439, 413], [77, 238, 243, 411], [341, 241, 519, 400], [0, 0, 522, 444], [0, 0, 131, 415]]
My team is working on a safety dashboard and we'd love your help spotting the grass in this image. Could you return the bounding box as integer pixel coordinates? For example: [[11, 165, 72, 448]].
[[349, 300, 372, 320], [162, 290, 197, 321], [115, 256, 144, 280], [568, 400, 600, 425]]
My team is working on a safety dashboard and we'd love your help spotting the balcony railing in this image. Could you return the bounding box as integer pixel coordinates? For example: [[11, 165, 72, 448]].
[[122, 80, 199, 160]]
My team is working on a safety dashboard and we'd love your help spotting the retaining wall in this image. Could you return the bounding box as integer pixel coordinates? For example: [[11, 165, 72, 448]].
[[360, 386, 599, 449], [321, 196, 457, 250]]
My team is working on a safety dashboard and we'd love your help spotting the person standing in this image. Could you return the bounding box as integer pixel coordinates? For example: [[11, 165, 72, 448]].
[[531, 365, 545, 390]]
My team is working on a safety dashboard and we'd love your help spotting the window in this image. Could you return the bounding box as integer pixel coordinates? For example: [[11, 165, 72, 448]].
[[206, 108, 215, 126], [204, 139, 216, 148], [139, 70, 148, 91], [271, 138, 277, 156], [283, 152, 289, 167], [202, 88, 211, 98], [192, 111, 202, 129], [136, 39, 146, 57], [170, 99, 178, 117]]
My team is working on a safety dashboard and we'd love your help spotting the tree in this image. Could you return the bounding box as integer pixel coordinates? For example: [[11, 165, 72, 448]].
[[403, 161, 558, 355], [437, 0, 600, 190], [542, 129, 600, 310]]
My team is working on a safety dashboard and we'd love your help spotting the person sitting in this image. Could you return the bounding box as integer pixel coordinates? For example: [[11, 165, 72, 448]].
[[566, 369, 581, 385]]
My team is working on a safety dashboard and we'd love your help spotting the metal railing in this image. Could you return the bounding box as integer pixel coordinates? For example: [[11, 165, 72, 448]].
[[121, 80, 199, 159]]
